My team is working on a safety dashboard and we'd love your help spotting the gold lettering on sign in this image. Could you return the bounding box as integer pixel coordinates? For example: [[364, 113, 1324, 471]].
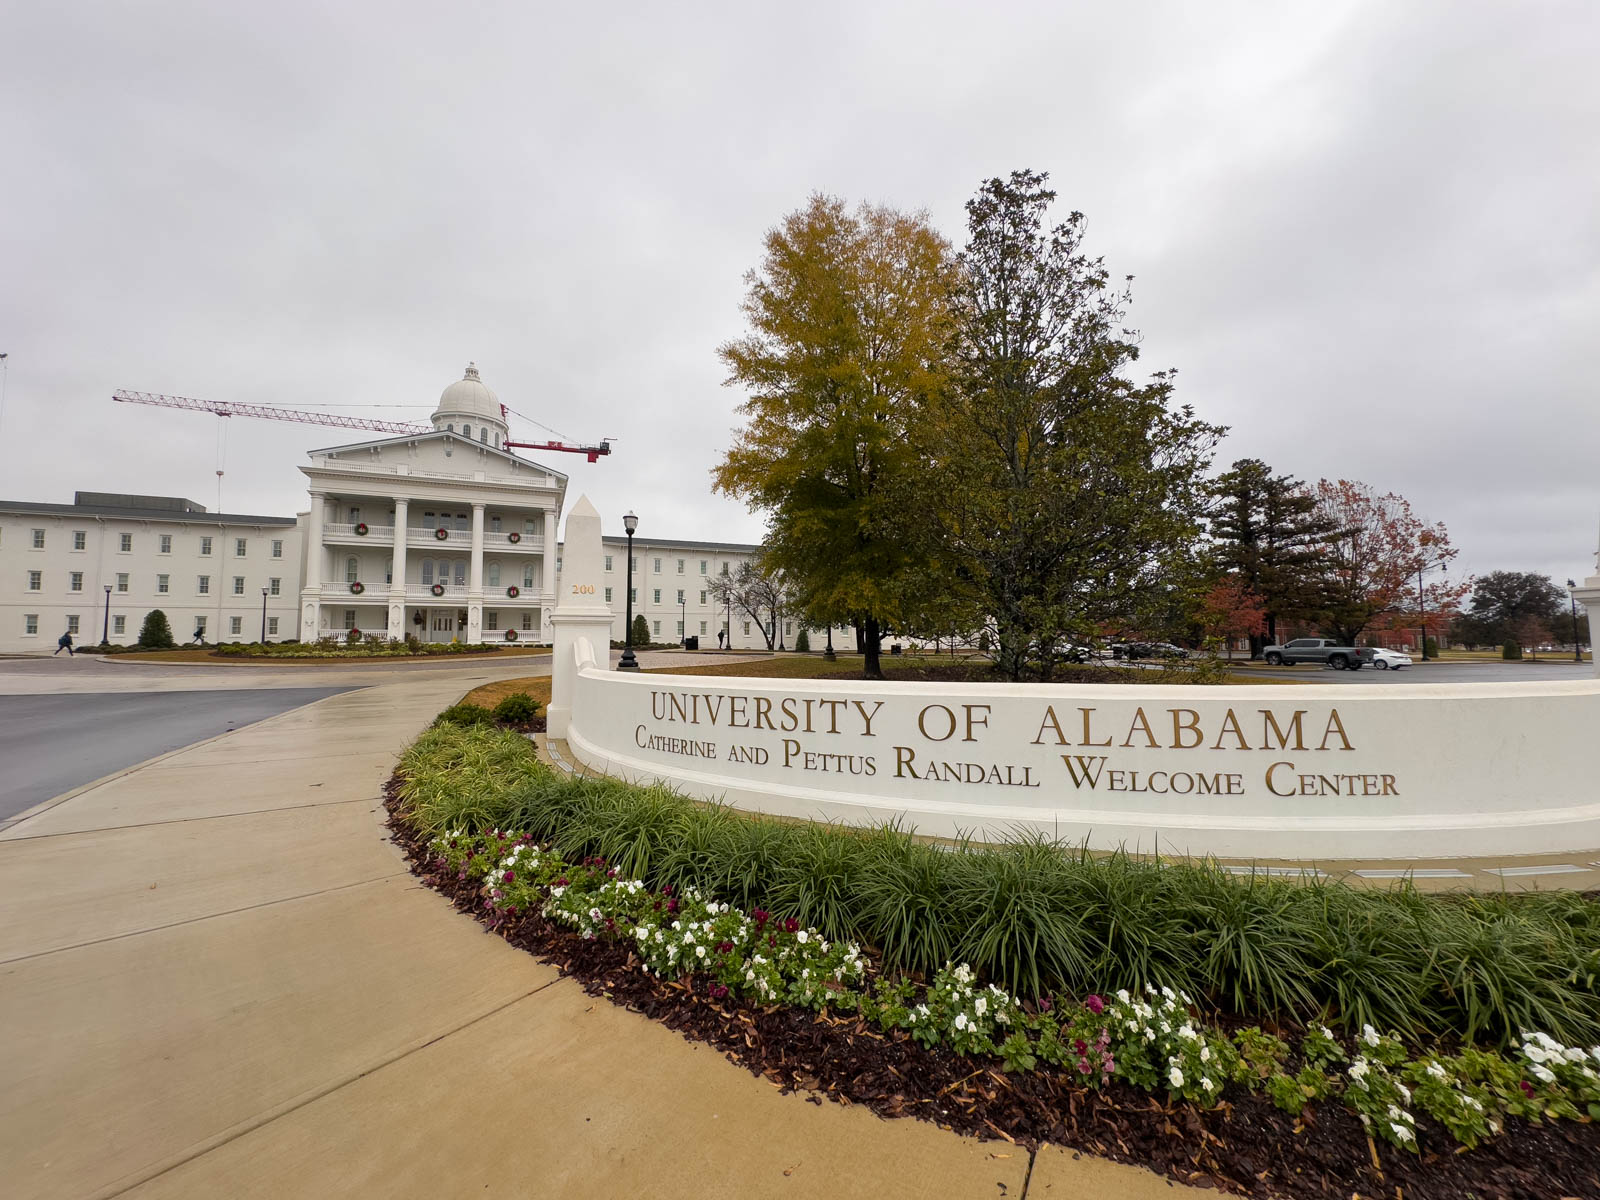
[[1319, 709, 1353, 751], [1212, 709, 1249, 750], [918, 704, 958, 742], [1081, 708, 1112, 747], [1122, 708, 1159, 749], [1261, 710, 1308, 751], [1032, 705, 1068, 746], [1171, 709, 1203, 749]]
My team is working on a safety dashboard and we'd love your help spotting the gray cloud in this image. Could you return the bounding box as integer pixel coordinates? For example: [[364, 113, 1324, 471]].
[[2, 0, 1596, 589]]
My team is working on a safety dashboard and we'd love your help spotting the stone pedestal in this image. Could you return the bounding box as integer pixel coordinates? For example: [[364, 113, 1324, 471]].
[[547, 495, 613, 738], [1571, 572, 1600, 678]]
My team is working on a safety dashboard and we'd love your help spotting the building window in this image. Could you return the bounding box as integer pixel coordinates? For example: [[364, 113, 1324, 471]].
[[699, 591, 706, 605], [27, 570, 41, 591], [653, 557, 661, 573], [699, 621, 707, 634], [24, 614, 38, 635], [269, 577, 280, 596], [653, 589, 661, 604], [462, 424, 472, 440], [488, 563, 501, 587], [347, 508, 360, 524], [720, 562, 729, 576], [700, 560, 707, 575], [271, 539, 282, 558], [556, 556, 563, 573], [479, 428, 488, 444], [631, 557, 638, 572], [422, 561, 434, 585], [456, 513, 469, 530], [652, 620, 660, 635], [485, 611, 498, 630], [121, 533, 133, 552], [235, 538, 247, 556], [113, 615, 126, 635], [69, 571, 84, 592], [157, 574, 169, 594], [233, 576, 245, 595], [676, 589, 684, 605], [605, 555, 613, 571], [523, 564, 534, 588], [785, 623, 793, 636], [268, 617, 279, 636], [604, 587, 613, 603], [521, 611, 533, 631], [677, 559, 685, 574], [630, 587, 637, 603], [344, 610, 357, 630], [193, 616, 207, 638], [32, 529, 45, 549], [676, 620, 684, 635], [67, 615, 80, 635], [524, 518, 537, 535], [490, 515, 501, 533], [453, 561, 466, 586], [116, 573, 129, 593], [160, 534, 172, 554], [230, 616, 242, 636], [200, 536, 212, 556], [743, 621, 750, 635], [72, 531, 86, 550], [346, 557, 358, 584], [198, 575, 210, 595]]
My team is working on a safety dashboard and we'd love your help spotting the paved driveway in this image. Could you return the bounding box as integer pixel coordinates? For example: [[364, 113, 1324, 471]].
[[1224, 660, 1594, 684], [0, 688, 353, 821]]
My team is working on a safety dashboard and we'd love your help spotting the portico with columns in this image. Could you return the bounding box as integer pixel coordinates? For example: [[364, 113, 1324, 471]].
[[297, 364, 567, 644]]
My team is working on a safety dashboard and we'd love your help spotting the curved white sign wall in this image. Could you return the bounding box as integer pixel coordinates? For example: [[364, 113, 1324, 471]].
[[563, 639, 1600, 861]]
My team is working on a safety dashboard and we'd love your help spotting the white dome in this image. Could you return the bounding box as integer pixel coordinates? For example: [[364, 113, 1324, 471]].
[[432, 362, 507, 434]]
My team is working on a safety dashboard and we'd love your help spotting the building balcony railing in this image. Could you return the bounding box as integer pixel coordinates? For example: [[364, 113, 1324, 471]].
[[320, 585, 548, 604], [322, 523, 545, 552]]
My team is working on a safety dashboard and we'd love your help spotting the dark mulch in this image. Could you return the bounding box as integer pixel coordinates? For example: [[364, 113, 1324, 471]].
[[384, 781, 1600, 1199]]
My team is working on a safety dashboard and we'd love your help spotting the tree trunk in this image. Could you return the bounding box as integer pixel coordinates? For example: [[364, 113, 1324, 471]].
[[854, 620, 865, 654], [863, 616, 883, 679]]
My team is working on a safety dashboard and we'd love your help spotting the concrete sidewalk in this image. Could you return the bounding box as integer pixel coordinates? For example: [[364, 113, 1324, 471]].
[[0, 671, 1182, 1200]]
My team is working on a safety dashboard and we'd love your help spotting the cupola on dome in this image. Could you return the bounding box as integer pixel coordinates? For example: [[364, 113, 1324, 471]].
[[431, 362, 509, 441]]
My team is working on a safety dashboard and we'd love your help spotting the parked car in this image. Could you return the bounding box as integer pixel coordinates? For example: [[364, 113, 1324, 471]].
[[1261, 638, 1365, 670], [1117, 641, 1189, 661], [1360, 647, 1412, 670]]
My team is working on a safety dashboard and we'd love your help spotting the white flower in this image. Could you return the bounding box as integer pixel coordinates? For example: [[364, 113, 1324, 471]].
[[1562, 1047, 1587, 1063], [954, 1013, 970, 1031], [1144, 1029, 1155, 1042], [1361, 1024, 1380, 1047], [1160, 986, 1176, 1001], [1463, 1096, 1483, 1111], [1145, 983, 1158, 996], [974, 996, 988, 1017], [1168, 1066, 1184, 1088], [1348, 1059, 1370, 1083], [1177, 1023, 1197, 1041], [1201, 1077, 1213, 1091], [1317, 1024, 1336, 1040], [796, 930, 808, 944], [1115, 989, 1131, 1004], [1396, 1083, 1411, 1104], [954, 964, 974, 984], [1200, 1046, 1211, 1063], [1425, 1061, 1447, 1080], [1391, 1123, 1414, 1144], [1532, 1064, 1556, 1084], [695, 945, 706, 959]]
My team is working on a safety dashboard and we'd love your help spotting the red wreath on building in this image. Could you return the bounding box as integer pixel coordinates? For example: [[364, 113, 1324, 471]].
[[354, 522, 369, 536], [508, 531, 521, 544], [349, 581, 365, 594], [504, 629, 518, 642], [431, 583, 445, 597], [506, 585, 520, 598], [435, 527, 449, 540]]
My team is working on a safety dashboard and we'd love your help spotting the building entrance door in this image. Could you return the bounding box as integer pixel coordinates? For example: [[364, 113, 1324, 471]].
[[429, 610, 455, 643]]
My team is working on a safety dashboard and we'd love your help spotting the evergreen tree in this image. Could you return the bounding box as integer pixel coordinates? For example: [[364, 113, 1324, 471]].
[[630, 613, 650, 648], [794, 627, 811, 652], [1209, 459, 1342, 655], [137, 609, 176, 649]]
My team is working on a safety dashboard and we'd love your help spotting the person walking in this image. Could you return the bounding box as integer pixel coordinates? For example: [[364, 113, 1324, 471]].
[[717, 628, 725, 650], [54, 630, 74, 656]]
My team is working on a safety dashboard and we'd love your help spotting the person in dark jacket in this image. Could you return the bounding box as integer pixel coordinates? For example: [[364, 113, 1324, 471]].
[[54, 631, 74, 656]]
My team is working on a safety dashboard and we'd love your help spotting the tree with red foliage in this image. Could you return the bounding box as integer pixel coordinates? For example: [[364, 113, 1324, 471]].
[[1311, 480, 1471, 646], [1196, 576, 1267, 659]]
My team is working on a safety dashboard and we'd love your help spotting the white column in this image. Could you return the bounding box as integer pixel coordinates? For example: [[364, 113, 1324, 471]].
[[548, 495, 613, 739], [542, 507, 557, 643], [300, 493, 325, 641], [388, 497, 409, 641], [467, 501, 485, 643]]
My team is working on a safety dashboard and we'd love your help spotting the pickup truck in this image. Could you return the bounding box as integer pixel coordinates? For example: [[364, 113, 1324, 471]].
[[1261, 638, 1365, 670]]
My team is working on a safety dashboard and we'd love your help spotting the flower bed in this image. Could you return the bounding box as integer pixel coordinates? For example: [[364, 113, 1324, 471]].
[[387, 786, 1600, 1197]]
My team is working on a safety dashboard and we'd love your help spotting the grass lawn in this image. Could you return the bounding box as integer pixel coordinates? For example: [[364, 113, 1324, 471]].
[[104, 646, 554, 664], [461, 652, 1293, 707]]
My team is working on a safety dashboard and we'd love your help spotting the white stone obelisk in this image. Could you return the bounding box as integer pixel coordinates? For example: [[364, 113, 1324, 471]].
[[547, 495, 614, 737], [1570, 511, 1600, 678]]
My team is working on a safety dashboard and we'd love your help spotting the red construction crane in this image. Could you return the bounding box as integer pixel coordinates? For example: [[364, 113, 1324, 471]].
[[111, 389, 614, 462]]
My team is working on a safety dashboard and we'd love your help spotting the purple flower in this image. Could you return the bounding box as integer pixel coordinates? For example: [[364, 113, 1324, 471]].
[[503, 871, 514, 883], [1037, 997, 1052, 1013], [1085, 994, 1105, 1015]]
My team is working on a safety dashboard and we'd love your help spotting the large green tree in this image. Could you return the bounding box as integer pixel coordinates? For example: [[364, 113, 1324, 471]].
[[1209, 459, 1342, 655], [922, 170, 1222, 679], [1460, 571, 1564, 646], [714, 195, 957, 678]]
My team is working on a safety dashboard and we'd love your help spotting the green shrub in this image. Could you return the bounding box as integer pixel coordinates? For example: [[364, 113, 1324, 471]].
[[435, 702, 494, 729], [137, 609, 176, 649], [1424, 637, 1439, 658], [795, 627, 811, 652], [397, 721, 1600, 1048], [1502, 640, 1523, 660], [491, 692, 542, 725], [631, 613, 650, 647]]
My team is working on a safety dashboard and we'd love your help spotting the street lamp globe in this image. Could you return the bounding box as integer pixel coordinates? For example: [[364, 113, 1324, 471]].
[[623, 511, 638, 535]]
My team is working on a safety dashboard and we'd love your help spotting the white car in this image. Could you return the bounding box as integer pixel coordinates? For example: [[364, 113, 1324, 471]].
[[1362, 647, 1412, 670]]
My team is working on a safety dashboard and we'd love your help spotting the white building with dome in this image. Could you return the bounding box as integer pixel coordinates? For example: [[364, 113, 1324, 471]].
[[299, 363, 567, 644]]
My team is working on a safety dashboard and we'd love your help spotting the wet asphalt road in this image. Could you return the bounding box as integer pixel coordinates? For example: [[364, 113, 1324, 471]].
[[0, 687, 353, 821]]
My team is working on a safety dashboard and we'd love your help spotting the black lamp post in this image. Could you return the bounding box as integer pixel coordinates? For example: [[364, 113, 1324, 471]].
[[261, 587, 269, 644], [1568, 580, 1582, 663], [1416, 558, 1447, 661], [824, 623, 835, 662], [619, 512, 640, 671], [102, 585, 112, 645], [680, 593, 687, 650]]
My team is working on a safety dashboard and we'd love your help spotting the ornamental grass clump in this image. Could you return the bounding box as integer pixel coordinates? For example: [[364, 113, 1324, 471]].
[[398, 721, 1600, 1051]]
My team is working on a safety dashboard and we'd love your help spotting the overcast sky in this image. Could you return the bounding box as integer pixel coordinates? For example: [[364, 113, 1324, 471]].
[[2, 1, 1597, 589]]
